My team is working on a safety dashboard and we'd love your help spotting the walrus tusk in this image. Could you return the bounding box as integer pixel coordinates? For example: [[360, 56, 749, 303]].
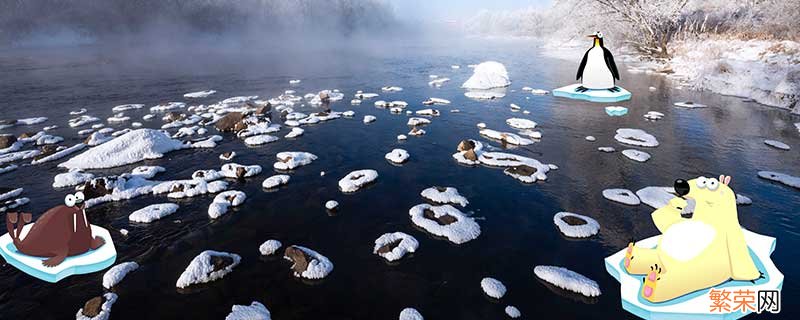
[[81, 210, 88, 228], [73, 214, 77, 233]]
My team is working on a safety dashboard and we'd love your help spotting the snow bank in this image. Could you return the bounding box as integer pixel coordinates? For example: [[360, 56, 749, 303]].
[[102, 262, 139, 289], [339, 169, 378, 193], [262, 175, 290, 189], [283, 245, 333, 280], [533, 265, 601, 297], [176, 250, 241, 288], [385, 149, 409, 164], [259, 240, 283, 255], [462, 61, 510, 90], [60, 129, 186, 170], [408, 204, 480, 244], [553, 212, 600, 238], [226, 302, 271, 320], [602, 189, 641, 205], [129, 203, 179, 223], [208, 191, 246, 219], [614, 129, 659, 147], [373, 232, 418, 262], [420, 186, 469, 207], [481, 277, 507, 299], [274, 152, 317, 170]]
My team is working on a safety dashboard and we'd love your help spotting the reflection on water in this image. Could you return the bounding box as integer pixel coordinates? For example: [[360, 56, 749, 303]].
[[0, 38, 798, 319]]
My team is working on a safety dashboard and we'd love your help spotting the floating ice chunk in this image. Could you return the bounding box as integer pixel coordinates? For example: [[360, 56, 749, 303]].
[[673, 101, 707, 108], [107, 114, 130, 123], [553, 84, 631, 102], [150, 102, 186, 113], [183, 90, 216, 99], [644, 111, 664, 121], [602, 189, 641, 205], [259, 240, 283, 255], [351, 99, 362, 105], [343, 110, 355, 117], [462, 61, 510, 90], [622, 149, 651, 162], [53, 170, 95, 188], [176, 250, 241, 288], [397, 135, 407, 141], [480, 129, 533, 146], [614, 128, 659, 147], [244, 134, 279, 146], [505, 306, 521, 318], [399, 308, 424, 320], [423, 97, 451, 105], [407, 118, 431, 126], [354, 92, 379, 99], [382, 86, 403, 92], [374, 100, 388, 108], [75, 293, 117, 320], [530, 89, 549, 95], [0, 164, 18, 175], [598, 147, 616, 153], [408, 127, 426, 136], [373, 232, 418, 262], [585, 136, 596, 142], [553, 212, 599, 238], [534, 265, 601, 297], [428, 78, 450, 87], [510, 103, 520, 111], [795, 122, 800, 133], [274, 152, 317, 170], [60, 129, 186, 170], [129, 203, 179, 223], [764, 140, 790, 150], [221, 163, 262, 179], [385, 149, 410, 164], [225, 301, 271, 320], [208, 191, 246, 219], [15, 117, 48, 126], [452, 65, 461, 69], [36, 135, 63, 145], [605, 106, 628, 116], [506, 118, 537, 129], [736, 194, 753, 205], [416, 109, 440, 116], [286, 112, 307, 120], [635, 186, 677, 209], [1, 150, 41, 165], [363, 115, 377, 124], [69, 115, 101, 128], [420, 186, 468, 207], [220, 152, 236, 161], [477, 123, 487, 129], [283, 245, 333, 280], [288, 79, 301, 85], [325, 200, 339, 210], [102, 262, 139, 289], [130, 166, 165, 179], [70, 108, 87, 115], [465, 90, 506, 100], [262, 175, 290, 189], [481, 277, 507, 299], [339, 169, 378, 192], [0, 188, 23, 202], [237, 123, 280, 138], [758, 171, 800, 189], [409, 204, 480, 244], [156, 180, 228, 199]]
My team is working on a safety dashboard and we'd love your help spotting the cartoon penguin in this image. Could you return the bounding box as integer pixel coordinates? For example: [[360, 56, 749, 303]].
[[576, 31, 620, 92]]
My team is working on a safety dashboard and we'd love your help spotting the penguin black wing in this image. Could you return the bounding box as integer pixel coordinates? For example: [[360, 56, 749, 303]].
[[602, 47, 620, 80], [576, 48, 592, 81]]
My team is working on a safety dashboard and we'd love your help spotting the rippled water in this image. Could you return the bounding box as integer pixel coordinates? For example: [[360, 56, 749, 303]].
[[0, 38, 797, 319]]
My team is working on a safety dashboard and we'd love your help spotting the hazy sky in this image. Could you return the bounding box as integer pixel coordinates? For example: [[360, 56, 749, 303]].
[[392, 0, 553, 21]]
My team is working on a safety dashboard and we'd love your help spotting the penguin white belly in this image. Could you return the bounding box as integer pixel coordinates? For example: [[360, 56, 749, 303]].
[[582, 47, 615, 89], [659, 220, 717, 262]]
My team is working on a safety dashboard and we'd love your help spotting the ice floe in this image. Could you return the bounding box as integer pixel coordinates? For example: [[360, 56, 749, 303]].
[[534, 265, 600, 297], [479, 129, 533, 146], [129, 203, 179, 223], [585, 136, 596, 142], [150, 102, 186, 113], [621, 149, 651, 162], [505, 306, 521, 318], [385, 149, 410, 164], [0, 188, 23, 202], [70, 108, 87, 115], [428, 78, 450, 87], [208, 191, 246, 219], [102, 262, 139, 289], [176, 250, 241, 288], [0, 164, 17, 175], [259, 240, 283, 255], [339, 169, 378, 192], [415, 109, 440, 116], [758, 171, 800, 189], [381, 86, 403, 92], [462, 61, 510, 90], [373, 232, 418, 262], [480, 152, 554, 182], [673, 101, 707, 108], [408, 204, 480, 244], [420, 186, 468, 207], [598, 147, 616, 153], [602, 189, 641, 205], [399, 308, 424, 320], [220, 152, 236, 161], [644, 111, 664, 121], [397, 134, 407, 141], [325, 200, 339, 211], [244, 134, 279, 146], [407, 117, 431, 126], [614, 128, 659, 147], [130, 166, 165, 179], [605, 106, 628, 116], [343, 110, 355, 117], [553, 212, 600, 238], [274, 152, 317, 170], [262, 175, 290, 189], [225, 302, 271, 320], [363, 115, 377, 124], [53, 170, 95, 188], [736, 194, 753, 205], [60, 129, 186, 170], [481, 277, 507, 299], [635, 186, 677, 209], [75, 293, 117, 320], [69, 115, 101, 128], [464, 90, 506, 100], [283, 245, 333, 280], [764, 139, 790, 150], [506, 118, 536, 129], [184, 90, 216, 99], [285, 127, 304, 138]]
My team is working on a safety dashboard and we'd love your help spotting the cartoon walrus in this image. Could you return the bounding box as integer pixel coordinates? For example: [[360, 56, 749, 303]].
[[624, 175, 763, 302], [5, 191, 105, 267]]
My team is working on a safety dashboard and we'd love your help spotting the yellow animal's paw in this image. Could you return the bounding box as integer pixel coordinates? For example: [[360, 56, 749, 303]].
[[624, 243, 634, 271], [642, 264, 662, 300]]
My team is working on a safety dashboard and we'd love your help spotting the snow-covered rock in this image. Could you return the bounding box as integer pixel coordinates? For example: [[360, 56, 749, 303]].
[[407, 117, 431, 126], [420, 186, 469, 207], [553, 212, 600, 238], [60, 129, 186, 170], [373, 232, 418, 262], [325, 200, 339, 210], [506, 118, 537, 129], [53, 170, 95, 188], [585, 136, 596, 142], [363, 115, 377, 124], [244, 134, 279, 146], [385, 149, 410, 164], [102, 262, 139, 289], [176, 250, 241, 288], [259, 240, 283, 255], [602, 189, 641, 205], [598, 146, 616, 153], [285, 127, 304, 138], [505, 306, 521, 318], [130, 166, 165, 179], [534, 265, 601, 297], [262, 175, 290, 189], [462, 61, 510, 90], [614, 128, 659, 147], [622, 149, 651, 162], [274, 152, 317, 170], [480, 129, 533, 146], [221, 163, 261, 179], [408, 204, 480, 244], [225, 302, 271, 320], [283, 245, 333, 280], [339, 169, 378, 192], [129, 203, 179, 223], [481, 277, 507, 299], [208, 191, 246, 219], [75, 293, 117, 320], [397, 134, 407, 141]]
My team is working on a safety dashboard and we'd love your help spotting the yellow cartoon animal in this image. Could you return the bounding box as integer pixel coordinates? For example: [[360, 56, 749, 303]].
[[624, 175, 763, 302]]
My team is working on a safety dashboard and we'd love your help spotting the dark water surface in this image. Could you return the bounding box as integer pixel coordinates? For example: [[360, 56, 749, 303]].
[[0, 38, 798, 319]]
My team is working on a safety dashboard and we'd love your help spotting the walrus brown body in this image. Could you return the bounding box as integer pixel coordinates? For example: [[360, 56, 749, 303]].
[[5, 202, 104, 267]]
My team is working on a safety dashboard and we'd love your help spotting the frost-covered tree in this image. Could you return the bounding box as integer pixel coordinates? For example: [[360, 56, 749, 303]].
[[590, 0, 689, 58]]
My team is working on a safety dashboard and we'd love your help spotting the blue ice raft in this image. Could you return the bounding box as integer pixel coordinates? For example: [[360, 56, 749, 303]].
[[553, 83, 631, 103]]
